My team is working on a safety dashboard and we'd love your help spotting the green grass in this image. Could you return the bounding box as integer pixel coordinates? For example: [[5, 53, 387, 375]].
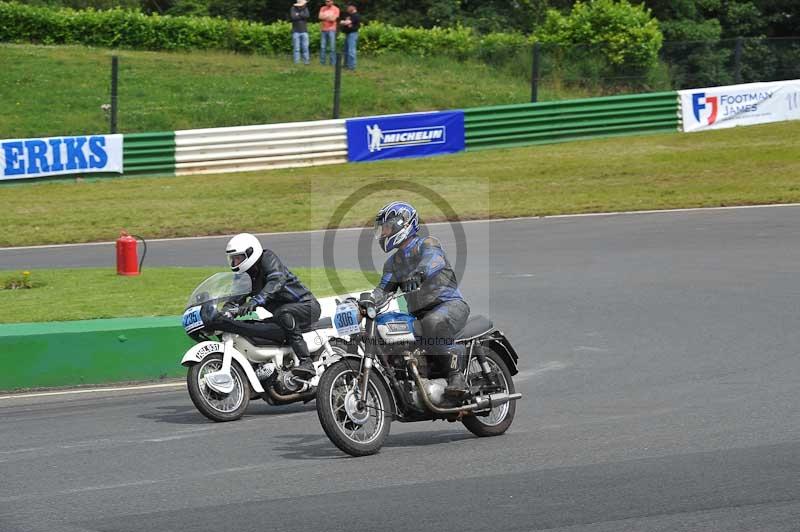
[[1, 121, 799, 247], [0, 43, 596, 138], [0, 267, 377, 323]]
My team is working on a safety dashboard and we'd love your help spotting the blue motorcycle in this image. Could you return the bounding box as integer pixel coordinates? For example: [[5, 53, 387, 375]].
[[316, 292, 522, 456]]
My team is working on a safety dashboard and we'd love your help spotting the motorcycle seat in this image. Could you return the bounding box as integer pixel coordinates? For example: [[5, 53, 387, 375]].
[[455, 315, 494, 341]]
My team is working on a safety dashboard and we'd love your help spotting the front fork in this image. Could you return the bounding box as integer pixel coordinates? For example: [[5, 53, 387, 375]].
[[220, 334, 235, 374], [358, 318, 377, 401]]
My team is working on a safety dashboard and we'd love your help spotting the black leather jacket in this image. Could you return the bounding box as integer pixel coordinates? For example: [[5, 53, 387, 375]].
[[247, 249, 315, 312]]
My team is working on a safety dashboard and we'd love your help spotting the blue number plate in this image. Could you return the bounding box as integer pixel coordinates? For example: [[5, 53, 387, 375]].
[[333, 302, 361, 336], [182, 305, 204, 333]]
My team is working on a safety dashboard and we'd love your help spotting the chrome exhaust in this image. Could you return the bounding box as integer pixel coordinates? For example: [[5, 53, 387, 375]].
[[407, 358, 521, 415]]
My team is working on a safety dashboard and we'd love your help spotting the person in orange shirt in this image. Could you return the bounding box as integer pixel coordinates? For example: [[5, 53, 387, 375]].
[[318, 0, 340, 65]]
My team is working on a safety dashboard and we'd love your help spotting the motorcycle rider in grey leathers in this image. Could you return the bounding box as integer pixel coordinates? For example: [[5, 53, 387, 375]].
[[370, 201, 470, 396]]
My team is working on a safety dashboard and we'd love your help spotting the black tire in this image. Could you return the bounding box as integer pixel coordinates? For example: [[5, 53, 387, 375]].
[[187, 353, 250, 422], [316, 359, 392, 456], [462, 346, 517, 437]]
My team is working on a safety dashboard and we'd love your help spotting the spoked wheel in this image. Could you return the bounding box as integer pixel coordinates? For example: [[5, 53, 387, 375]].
[[187, 353, 250, 422], [316, 359, 392, 456], [462, 346, 516, 437]]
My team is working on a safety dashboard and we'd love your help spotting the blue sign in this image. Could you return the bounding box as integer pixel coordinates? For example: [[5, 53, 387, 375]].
[[346, 111, 465, 162], [1, 134, 124, 181]]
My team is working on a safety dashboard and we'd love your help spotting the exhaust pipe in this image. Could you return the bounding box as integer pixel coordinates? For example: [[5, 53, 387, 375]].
[[408, 358, 521, 415], [266, 387, 316, 405]]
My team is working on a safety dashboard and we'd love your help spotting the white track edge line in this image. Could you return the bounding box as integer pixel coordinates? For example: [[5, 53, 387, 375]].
[[0, 382, 185, 400], [4, 202, 800, 252]]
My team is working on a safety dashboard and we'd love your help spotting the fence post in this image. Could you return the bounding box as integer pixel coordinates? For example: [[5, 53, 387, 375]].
[[110, 55, 119, 134], [332, 53, 343, 119], [530, 42, 541, 103], [733, 36, 743, 84]]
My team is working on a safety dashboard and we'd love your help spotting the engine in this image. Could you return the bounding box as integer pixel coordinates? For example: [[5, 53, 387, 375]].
[[410, 378, 450, 408], [254, 362, 306, 394]]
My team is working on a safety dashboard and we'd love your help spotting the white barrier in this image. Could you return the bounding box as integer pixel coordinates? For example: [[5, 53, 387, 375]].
[[174, 119, 347, 175], [679, 79, 800, 132]]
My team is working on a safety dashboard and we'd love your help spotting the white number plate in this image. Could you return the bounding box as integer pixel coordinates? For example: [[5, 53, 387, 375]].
[[333, 302, 361, 336], [182, 305, 204, 333]]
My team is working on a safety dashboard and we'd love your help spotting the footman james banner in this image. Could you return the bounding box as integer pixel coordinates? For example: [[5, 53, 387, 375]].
[[346, 111, 465, 162], [680, 79, 800, 132], [1, 134, 124, 181]]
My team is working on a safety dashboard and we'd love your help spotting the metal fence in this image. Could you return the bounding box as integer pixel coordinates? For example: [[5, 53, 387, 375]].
[[1, 36, 798, 139], [504, 37, 800, 102]]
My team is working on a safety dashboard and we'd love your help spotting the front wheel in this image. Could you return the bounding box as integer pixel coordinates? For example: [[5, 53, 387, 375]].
[[316, 359, 392, 456], [187, 353, 250, 422], [462, 346, 516, 437]]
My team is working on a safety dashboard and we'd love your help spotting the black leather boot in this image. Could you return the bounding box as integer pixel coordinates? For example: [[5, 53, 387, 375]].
[[289, 337, 315, 377], [445, 349, 468, 397]]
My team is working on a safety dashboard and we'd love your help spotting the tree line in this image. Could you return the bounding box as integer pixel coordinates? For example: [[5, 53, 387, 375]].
[[17, 0, 799, 39]]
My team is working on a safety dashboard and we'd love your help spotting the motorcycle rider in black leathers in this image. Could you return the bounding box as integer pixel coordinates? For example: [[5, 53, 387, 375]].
[[370, 201, 470, 396], [224, 233, 321, 377]]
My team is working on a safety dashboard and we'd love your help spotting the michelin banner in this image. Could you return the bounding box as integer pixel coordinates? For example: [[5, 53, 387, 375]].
[[680, 79, 800, 132], [1, 134, 123, 181], [346, 111, 465, 162]]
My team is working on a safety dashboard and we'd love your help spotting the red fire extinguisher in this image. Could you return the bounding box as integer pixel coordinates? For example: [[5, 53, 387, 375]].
[[116, 231, 146, 276]]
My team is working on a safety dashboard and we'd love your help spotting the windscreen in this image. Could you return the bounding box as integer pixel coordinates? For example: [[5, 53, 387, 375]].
[[185, 272, 252, 309]]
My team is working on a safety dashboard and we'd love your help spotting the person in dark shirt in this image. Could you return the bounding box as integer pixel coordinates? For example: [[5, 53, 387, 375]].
[[340, 3, 361, 70], [225, 233, 321, 376], [290, 0, 310, 65], [371, 202, 471, 396]]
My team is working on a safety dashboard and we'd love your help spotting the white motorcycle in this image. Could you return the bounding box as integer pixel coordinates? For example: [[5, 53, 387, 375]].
[[180, 272, 349, 422]]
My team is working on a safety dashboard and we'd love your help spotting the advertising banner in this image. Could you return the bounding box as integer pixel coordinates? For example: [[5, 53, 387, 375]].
[[680, 80, 800, 132], [1, 134, 124, 181], [346, 111, 465, 162]]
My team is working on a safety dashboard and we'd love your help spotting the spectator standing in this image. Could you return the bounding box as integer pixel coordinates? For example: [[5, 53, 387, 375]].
[[340, 3, 361, 71], [318, 0, 340, 66], [290, 0, 310, 65]]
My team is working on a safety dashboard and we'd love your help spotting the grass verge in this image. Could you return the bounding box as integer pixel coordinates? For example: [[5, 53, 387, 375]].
[[0, 267, 377, 323], [1, 121, 799, 247], [0, 43, 595, 138]]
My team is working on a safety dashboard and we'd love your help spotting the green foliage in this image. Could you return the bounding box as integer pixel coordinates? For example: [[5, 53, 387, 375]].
[[535, 0, 663, 73], [477, 31, 530, 64], [358, 22, 477, 59], [0, 2, 537, 60]]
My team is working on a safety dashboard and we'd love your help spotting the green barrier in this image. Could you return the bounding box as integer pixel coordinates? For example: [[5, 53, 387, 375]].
[[0, 293, 406, 392], [123, 131, 176, 177], [464, 91, 681, 150], [0, 317, 191, 391]]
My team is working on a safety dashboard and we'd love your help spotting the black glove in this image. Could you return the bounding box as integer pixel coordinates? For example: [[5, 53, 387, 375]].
[[240, 293, 267, 316], [401, 271, 425, 293]]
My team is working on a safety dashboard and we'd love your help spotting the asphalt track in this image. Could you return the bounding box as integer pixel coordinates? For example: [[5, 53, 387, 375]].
[[2, 205, 800, 531]]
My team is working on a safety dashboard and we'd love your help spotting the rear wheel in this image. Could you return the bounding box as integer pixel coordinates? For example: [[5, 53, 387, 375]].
[[462, 346, 516, 437], [187, 353, 250, 422], [316, 359, 392, 456]]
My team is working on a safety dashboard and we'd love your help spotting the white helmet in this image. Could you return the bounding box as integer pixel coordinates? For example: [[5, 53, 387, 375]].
[[225, 233, 263, 273]]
